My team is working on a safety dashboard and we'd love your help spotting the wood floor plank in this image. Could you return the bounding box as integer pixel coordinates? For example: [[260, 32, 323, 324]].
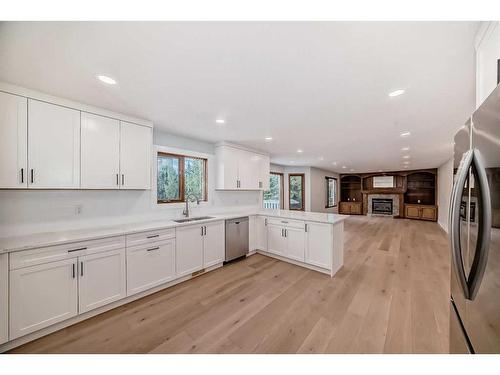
[[9, 216, 451, 354]]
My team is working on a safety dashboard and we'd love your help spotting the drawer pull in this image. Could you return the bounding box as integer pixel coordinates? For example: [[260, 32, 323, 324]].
[[146, 246, 160, 252], [68, 247, 87, 253], [146, 234, 160, 239]]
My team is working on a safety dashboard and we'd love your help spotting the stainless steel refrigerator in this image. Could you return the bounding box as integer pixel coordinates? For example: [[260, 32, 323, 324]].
[[450, 83, 500, 353]]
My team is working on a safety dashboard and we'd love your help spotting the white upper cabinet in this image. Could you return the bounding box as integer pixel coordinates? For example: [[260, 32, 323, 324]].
[[215, 143, 270, 190], [476, 22, 500, 107], [28, 99, 80, 189], [81, 112, 120, 189], [0, 92, 27, 188], [120, 121, 152, 190]]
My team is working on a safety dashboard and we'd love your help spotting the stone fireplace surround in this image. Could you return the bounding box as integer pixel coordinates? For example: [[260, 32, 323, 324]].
[[367, 194, 400, 216]]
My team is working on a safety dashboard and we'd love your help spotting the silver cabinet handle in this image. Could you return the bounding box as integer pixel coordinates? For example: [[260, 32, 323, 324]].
[[467, 149, 492, 300], [20, 168, 24, 184], [72, 263, 76, 279], [30, 169, 34, 184], [264, 218, 267, 226], [122, 174, 125, 186], [450, 149, 473, 300], [285, 229, 287, 237], [281, 221, 289, 224], [305, 223, 308, 232], [204, 226, 207, 236], [68, 247, 87, 253], [80, 261, 84, 277], [201, 226, 204, 236], [147, 246, 160, 252], [147, 234, 160, 239], [116, 173, 119, 186]]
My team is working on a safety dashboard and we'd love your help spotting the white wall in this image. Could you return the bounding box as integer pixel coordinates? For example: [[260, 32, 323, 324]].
[[269, 164, 338, 213], [310, 167, 340, 214], [437, 158, 454, 233], [0, 130, 261, 236]]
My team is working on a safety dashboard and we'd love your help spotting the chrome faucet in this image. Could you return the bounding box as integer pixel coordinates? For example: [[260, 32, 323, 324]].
[[183, 194, 200, 217]]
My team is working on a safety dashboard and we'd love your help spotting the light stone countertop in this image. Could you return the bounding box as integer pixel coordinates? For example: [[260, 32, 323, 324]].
[[0, 210, 348, 254]]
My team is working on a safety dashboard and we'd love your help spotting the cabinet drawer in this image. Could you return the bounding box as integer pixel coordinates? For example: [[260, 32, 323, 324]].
[[126, 228, 175, 247], [9, 235, 125, 270], [267, 217, 305, 229]]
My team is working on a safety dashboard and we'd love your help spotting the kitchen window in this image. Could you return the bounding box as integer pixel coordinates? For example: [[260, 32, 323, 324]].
[[325, 176, 338, 208], [263, 172, 284, 209], [289, 173, 305, 211], [157, 152, 207, 203]]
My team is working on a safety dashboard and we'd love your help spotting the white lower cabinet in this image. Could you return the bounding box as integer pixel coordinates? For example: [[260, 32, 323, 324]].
[[267, 224, 286, 255], [0, 254, 8, 344], [78, 249, 126, 314], [256, 216, 268, 251], [9, 258, 78, 340], [176, 225, 204, 277], [126, 239, 176, 296], [284, 227, 305, 262], [203, 221, 225, 268], [305, 222, 332, 269]]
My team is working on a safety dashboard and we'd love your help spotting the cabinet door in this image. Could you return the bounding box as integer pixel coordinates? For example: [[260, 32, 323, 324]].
[[0, 254, 8, 344], [339, 202, 351, 214], [267, 224, 285, 255], [257, 216, 268, 251], [9, 258, 78, 340], [421, 206, 437, 221], [120, 121, 152, 189], [305, 222, 332, 269], [0, 92, 27, 188], [405, 205, 420, 219], [215, 146, 238, 189], [238, 149, 260, 189], [176, 225, 204, 277], [127, 239, 176, 296], [285, 227, 305, 262], [259, 155, 270, 190], [28, 99, 80, 188], [351, 203, 362, 215], [78, 249, 126, 314], [203, 221, 225, 268], [81, 112, 120, 189]]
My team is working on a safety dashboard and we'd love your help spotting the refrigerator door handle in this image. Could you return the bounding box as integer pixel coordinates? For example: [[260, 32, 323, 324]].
[[467, 149, 492, 300], [450, 149, 473, 300]]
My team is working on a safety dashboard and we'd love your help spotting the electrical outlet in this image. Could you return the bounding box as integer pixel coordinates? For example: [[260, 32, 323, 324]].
[[75, 205, 82, 215]]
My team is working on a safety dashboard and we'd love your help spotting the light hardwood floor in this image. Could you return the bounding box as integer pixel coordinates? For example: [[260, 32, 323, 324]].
[[9, 216, 451, 354]]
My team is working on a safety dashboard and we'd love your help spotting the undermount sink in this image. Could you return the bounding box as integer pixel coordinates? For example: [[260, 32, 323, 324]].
[[173, 216, 215, 223]]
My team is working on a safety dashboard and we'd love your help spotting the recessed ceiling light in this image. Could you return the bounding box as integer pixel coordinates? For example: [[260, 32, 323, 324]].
[[318, 156, 324, 161], [297, 149, 303, 153], [264, 136, 273, 142], [403, 155, 411, 159], [97, 75, 117, 85], [404, 165, 409, 169], [400, 131, 411, 137], [332, 162, 337, 166], [342, 166, 347, 169], [403, 161, 410, 165], [389, 89, 405, 97], [401, 147, 410, 151], [215, 119, 225, 125]]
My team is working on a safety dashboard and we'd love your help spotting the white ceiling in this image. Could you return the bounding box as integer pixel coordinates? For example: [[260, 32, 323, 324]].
[[0, 21, 478, 173]]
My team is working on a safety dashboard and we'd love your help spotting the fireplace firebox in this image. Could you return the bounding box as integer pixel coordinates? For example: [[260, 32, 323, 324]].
[[372, 198, 393, 215]]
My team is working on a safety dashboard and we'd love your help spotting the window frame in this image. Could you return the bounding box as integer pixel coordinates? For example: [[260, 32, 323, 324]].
[[325, 176, 338, 208], [157, 151, 208, 204], [288, 173, 305, 211]]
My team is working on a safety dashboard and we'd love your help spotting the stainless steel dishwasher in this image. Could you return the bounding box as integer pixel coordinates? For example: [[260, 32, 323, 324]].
[[225, 217, 249, 262]]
